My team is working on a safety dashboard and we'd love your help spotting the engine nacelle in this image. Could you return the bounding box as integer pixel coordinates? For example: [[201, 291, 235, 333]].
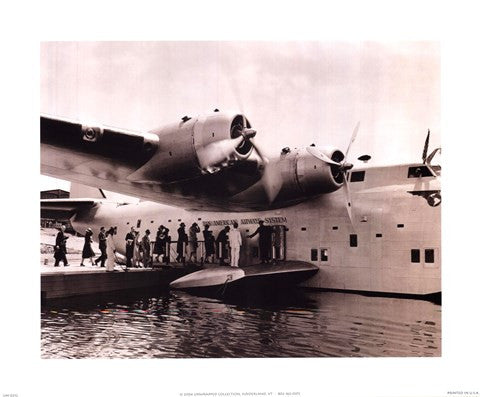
[[274, 146, 345, 200], [127, 111, 254, 183], [296, 146, 345, 195]]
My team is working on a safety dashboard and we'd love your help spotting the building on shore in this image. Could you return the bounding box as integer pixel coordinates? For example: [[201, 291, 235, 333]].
[[40, 189, 73, 231]]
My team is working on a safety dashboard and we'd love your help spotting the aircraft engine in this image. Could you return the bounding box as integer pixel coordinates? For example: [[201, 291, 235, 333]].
[[127, 111, 256, 183], [294, 146, 345, 195]]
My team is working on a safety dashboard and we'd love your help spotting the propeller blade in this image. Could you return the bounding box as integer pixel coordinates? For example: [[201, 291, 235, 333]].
[[262, 161, 283, 203], [426, 147, 441, 165], [306, 147, 341, 166], [251, 138, 268, 163], [342, 174, 354, 228], [250, 139, 283, 203], [344, 122, 360, 160], [422, 129, 430, 164], [197, 136, 244, 169]]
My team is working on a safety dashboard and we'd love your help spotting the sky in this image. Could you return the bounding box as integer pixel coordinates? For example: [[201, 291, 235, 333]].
[[40, 41, 440, 191]]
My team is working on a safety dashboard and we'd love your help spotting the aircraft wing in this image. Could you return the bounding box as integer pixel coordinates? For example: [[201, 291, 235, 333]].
[[41, 113, 266, 211], [40, 198, 99, 212], [40, 198, 101, 223], [41, 115, 160, 191]]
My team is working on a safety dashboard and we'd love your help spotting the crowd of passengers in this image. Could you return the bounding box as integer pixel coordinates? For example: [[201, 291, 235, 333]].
[[52, 220, 274, 271]]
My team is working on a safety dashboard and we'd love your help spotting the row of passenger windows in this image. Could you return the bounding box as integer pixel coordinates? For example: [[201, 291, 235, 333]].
[[411, 249, 435, 263], [127, 217, 205, 228], [311, 247, 436, 263], [302, 225, 405, 232], [311, 248, 329, 262], [311, 235, 358, 262]]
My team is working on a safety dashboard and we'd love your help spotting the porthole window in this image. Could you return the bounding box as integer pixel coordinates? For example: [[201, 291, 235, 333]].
[[425, 249, 435, 263], [350, 234, 358, 247], [411, 249, 420, 263], [320, 248, 329, 262]]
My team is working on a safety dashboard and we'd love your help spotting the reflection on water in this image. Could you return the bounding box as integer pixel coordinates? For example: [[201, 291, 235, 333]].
[[41, 289, 441, 358]]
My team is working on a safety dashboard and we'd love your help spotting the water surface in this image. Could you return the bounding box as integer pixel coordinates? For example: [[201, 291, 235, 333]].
[[41, 289, 441, 358]]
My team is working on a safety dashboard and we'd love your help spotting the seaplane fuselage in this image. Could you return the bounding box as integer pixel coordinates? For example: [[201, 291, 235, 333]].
[[70, 161, 440, 296]]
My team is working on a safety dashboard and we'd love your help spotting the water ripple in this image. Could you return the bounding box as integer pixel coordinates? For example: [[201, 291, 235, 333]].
[[41, 290, 441, 358]]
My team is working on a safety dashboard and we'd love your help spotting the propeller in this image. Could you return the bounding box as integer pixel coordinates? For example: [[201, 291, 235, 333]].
[[222, 64, 284, 203], [426, 147, 441, 165], [239, 115, 283, 203], [250, 139, 283, 203], [307, 122, 360, 228], [421, 129, 441, 176], [197, 115, 257, 170], [306, 147, 341, 165], [196, 114, 282, 202], [196, 135, 245, 170], [422, 129, 430, 164]]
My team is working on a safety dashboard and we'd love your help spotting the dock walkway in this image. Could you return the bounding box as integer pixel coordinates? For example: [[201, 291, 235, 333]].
[[41, 259, 196, 300]]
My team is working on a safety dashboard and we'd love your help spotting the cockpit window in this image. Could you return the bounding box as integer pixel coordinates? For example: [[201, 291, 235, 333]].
[[408, 166, 434, 178], [350, 171, 365, 182]]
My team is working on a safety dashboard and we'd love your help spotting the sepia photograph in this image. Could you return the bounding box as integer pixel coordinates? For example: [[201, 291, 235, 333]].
[[40, 40, 441, 359], [2, 2, 480, 396]]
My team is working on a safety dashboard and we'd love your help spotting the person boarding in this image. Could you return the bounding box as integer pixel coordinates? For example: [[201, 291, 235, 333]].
[[54, 225, 69, 267], [227, 222, 242, 268]]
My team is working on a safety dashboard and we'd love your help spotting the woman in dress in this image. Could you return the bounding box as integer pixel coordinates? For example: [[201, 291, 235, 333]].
[[133, 230, 141, 267], [80, 228, 96, 266], [154, 225, 169, 263], [141, 229, 151, 268], [106, 227, 117, 272], [153, 226, 166, 263], [188, 223, 200, 263]]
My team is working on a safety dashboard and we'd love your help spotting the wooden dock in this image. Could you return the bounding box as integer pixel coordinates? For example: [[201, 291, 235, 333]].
[[41, 263, 193, 300]]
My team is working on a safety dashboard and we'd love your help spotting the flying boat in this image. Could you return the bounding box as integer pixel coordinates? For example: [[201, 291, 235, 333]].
[[40, 109, 441, 299]]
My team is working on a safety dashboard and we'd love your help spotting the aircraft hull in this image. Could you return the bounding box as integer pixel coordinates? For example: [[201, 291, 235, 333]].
[[67, 163, 440, 297]]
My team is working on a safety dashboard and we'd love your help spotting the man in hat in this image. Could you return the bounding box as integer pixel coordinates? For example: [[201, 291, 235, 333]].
[[203, 224, 215, 263], [247, 220, 272, 264], [141, 229, 151, 267], [153, 226, 163, 262], [216, 226, 230, 265], [125, 226, 136, 268], [94, 226, 107, 267], [227, 222, 242, 267], [176, 223, 188, 264], [54, 225, 69, 267]]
